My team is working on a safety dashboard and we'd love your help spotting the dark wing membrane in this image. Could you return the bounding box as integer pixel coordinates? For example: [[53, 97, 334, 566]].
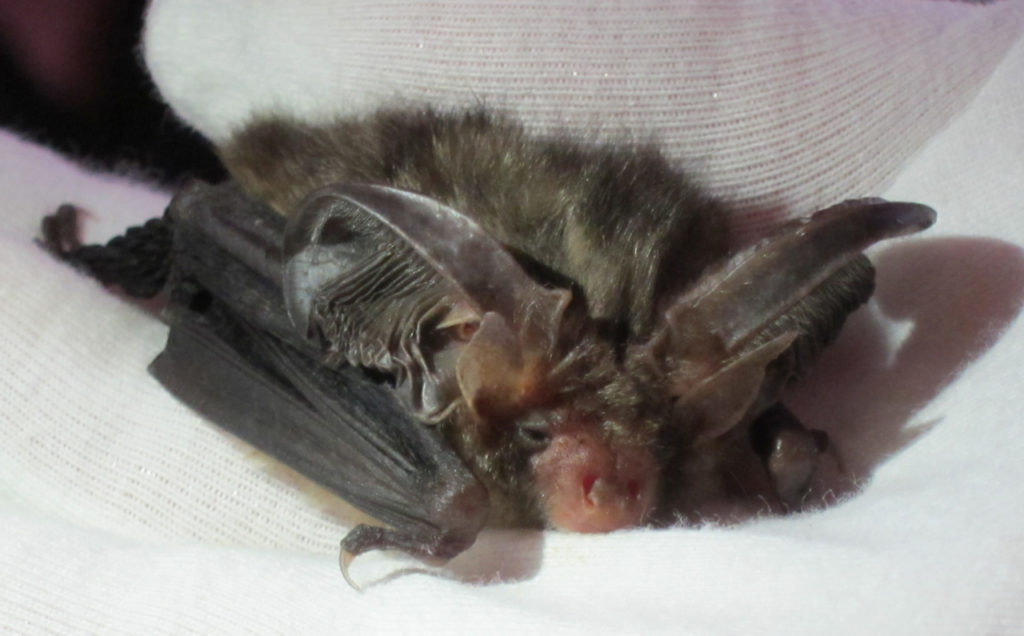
[[157, 181, 489, 559], [150, 297, 488, 542]]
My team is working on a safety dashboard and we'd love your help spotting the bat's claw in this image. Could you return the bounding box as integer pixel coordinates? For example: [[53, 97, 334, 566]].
[[337, 523, 477, 589], [338, 546, 361, 591]]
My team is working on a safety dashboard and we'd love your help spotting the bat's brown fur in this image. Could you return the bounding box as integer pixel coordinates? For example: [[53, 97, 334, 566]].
[[221, 109, 738, 527], [220, 108, 729, 341]]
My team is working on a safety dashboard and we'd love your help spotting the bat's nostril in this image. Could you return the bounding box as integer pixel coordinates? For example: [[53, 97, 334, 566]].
[[581, 473, 599, 505]]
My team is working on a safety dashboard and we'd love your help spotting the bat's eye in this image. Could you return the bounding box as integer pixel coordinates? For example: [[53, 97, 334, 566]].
[[515, 418, 551, 451]]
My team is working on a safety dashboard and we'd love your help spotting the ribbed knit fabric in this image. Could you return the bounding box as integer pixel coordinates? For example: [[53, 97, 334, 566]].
[[1, 1, 1022, 634], [147, 0, 1021, 242]]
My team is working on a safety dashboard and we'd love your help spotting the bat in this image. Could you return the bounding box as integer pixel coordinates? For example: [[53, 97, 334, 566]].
[[41, 107, 935, 579]]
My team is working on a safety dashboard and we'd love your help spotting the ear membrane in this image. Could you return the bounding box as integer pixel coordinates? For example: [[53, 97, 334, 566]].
[[667, 199, 936, 354], [281, 195, 378, 340], [674, 332, 798, 443], [281, 183, 570, 423], [638, 199, 935, 441]]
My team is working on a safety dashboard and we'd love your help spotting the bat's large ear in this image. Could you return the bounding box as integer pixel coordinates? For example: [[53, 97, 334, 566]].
[[635, 199, 935, 442], [282, 184, 571, 421]]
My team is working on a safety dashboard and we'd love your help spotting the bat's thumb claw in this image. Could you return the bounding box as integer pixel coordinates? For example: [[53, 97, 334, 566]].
[[339, 545, 363, 592]]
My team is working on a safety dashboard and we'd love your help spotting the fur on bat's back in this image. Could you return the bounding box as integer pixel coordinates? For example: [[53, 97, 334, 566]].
[[219, 108, 729, 338]]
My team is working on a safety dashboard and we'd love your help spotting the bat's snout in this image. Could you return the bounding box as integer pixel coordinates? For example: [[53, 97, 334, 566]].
[[534, 430, 656, 534]]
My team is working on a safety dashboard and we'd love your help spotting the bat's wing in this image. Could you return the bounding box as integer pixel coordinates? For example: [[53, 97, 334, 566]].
[[153, 182, 489, 565], [151, 294, 488, 560]]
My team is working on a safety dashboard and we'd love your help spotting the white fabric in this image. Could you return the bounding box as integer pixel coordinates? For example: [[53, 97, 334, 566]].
[[145, 0, 1023, 241], [2, 1, 1023, 633]]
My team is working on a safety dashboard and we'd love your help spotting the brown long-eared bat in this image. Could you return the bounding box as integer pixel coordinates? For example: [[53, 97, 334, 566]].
[[41, 107, 935, 578]]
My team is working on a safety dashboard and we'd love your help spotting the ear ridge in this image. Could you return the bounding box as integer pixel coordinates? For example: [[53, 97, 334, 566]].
[[281, 183, 571, 422]]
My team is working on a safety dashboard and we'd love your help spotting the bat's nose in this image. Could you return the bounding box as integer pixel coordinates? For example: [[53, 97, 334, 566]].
[[570, 471, 651, 533], [536, 432, 656, 533], [583, 474, 642, 508]]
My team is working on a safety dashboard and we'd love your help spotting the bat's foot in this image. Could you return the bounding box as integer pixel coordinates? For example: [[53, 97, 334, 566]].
[[40, 204, 84, 258], [38, 204, 174, 298], [750, 404, 829, 510], [339, 524, 477, 589]]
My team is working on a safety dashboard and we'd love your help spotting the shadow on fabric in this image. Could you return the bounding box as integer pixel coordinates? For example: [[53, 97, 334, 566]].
[[785, 236, 1024, 495]]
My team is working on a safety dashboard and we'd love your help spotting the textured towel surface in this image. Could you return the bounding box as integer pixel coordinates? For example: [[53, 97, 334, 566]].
[[2, 2, 1023, 634]]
